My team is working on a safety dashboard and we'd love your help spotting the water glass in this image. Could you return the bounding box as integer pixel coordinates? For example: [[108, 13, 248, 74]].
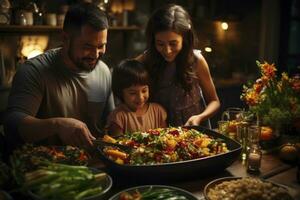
[[248, 125, 261, 144], [237, 122, 249, 160], [218, 120, 228, 135], [221, 107, 244, 121]]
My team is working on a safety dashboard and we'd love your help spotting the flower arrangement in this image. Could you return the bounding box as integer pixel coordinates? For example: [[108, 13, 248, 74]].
[[241, 61, 300, 135]]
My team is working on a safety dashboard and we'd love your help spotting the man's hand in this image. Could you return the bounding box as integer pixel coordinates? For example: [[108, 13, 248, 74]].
[[55, 118, 96, 147]]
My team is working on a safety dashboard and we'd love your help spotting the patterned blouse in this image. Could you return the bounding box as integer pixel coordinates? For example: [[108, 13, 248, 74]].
[[151, 62, 209, 127]]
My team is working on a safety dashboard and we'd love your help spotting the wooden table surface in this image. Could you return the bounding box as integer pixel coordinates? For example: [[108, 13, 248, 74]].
[[91, 151, 300, 199]]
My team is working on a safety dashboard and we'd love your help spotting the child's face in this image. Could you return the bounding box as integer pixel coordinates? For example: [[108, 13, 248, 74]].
[[123, 85, 149, 111]]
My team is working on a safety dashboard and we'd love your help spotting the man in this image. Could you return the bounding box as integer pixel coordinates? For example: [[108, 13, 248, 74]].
[[4, 2, 114, 148]]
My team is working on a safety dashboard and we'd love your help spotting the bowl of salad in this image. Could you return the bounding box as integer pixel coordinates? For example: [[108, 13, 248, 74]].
[[97, 126, 242, 182], [109, 185, 198, 200]]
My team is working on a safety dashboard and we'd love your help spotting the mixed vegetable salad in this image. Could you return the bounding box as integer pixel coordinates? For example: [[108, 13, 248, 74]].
[[10, 144, 89, 184], [102, 127, 229, 165]]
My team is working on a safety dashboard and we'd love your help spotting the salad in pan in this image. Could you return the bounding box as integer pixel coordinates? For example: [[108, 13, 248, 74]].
[[102, 127, 229, 165]]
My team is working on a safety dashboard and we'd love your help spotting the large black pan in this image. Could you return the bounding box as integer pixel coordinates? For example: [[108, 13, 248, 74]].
[[97, 126, 242, 182]]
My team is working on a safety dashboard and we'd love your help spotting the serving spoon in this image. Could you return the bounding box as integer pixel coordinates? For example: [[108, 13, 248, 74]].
[[93, 140, 132, 152]]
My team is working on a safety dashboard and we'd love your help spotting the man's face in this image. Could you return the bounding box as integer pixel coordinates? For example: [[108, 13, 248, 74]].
[[67, 25, 107, 72]]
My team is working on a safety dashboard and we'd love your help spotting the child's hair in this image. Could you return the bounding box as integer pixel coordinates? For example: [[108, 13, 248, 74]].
[[112, 59, 150, 102]]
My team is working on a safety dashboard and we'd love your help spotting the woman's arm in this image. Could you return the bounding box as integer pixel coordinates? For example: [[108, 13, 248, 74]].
[[185, 53, 220, 126]]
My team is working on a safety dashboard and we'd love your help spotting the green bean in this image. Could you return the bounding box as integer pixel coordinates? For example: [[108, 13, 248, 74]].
[[141, 189, 189, 200], [74, 187, 103, 200], [24, 172, 59, 189]]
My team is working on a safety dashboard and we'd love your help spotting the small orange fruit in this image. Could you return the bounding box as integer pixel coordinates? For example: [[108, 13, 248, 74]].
[[260, 126, 273, 140]]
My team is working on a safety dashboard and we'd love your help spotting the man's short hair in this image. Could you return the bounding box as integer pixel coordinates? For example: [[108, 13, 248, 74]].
[[63, 2, 108, 35]]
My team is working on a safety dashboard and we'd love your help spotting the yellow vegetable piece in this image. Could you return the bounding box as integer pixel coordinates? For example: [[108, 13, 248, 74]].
[[106, 149, 127, 160], [103, 135, 117, 143]]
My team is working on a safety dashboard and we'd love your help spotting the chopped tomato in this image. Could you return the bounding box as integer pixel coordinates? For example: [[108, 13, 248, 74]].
[[78, 151, 88, 161], [147, 129, 161, 135], [169, 130, 179, 136]]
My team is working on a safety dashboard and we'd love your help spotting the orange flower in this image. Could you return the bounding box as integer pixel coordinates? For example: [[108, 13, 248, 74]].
[[260, 62, 277, 79], [260, 76, 269, 85], [245, 89, 259, 106], [254, 82, 263, 93]]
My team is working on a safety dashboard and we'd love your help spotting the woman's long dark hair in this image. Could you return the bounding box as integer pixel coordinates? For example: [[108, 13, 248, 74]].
[[144, 4, 197, 92]]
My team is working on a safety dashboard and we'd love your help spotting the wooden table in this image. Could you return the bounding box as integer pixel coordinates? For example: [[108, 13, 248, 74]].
[[92, 151, 300, 199]]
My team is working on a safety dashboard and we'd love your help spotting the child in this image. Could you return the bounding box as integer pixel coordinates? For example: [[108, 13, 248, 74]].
[[106, 59, 167, 136]]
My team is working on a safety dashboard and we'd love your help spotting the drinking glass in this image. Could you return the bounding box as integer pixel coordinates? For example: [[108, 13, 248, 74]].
[[221, 107, 244, 121], [237, 122, 249, 161], [248, 125, 261, 144], [218, 120, 229, 135], [221, 107, 244, 139]]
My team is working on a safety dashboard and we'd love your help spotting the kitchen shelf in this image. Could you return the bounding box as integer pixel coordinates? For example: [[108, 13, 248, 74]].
[[0, 25, 141, 34]]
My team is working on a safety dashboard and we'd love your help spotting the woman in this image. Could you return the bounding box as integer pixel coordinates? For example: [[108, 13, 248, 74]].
[[136, 4, 220, 127]]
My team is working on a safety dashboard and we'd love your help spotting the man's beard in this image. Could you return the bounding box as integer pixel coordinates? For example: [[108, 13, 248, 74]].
[[67, 41, 103, 72]]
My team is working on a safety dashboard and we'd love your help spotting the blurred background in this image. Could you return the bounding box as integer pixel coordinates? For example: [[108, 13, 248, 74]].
[[0, 0, 299, 127]]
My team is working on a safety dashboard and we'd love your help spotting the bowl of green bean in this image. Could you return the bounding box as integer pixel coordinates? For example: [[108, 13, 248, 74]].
[[25, 163, 112, 200], [109, 185, 198, 200]]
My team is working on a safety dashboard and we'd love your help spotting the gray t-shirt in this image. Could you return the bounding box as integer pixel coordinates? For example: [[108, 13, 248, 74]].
[[5, 48, 114, 144]]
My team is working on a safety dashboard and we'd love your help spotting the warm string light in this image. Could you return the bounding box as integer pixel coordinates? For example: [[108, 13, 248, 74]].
[[221, 22, 229, 30], [204, 47, 212, 53], [110, 0, 135, 14]]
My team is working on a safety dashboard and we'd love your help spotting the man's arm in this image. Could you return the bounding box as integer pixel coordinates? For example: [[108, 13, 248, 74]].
[[4, 62, 44, 143], [19, 116, 95, 147], [4, 63, 95, 147]]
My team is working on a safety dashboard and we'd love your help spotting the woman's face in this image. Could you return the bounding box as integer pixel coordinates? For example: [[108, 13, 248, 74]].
[[155, 31, 183, 62]]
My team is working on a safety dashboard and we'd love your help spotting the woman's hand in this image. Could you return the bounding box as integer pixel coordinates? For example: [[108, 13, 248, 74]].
[[184, 114, 205, 126]]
